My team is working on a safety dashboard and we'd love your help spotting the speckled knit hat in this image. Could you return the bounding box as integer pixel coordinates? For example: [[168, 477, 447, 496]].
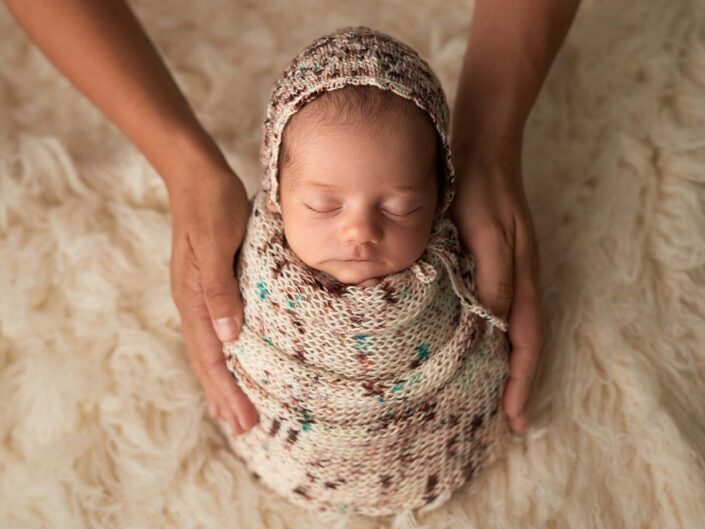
[[259, 25, 456, 232], [220, 25, 512, 525]]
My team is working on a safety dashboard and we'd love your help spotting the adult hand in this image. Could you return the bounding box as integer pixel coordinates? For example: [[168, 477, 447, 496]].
[[449, 147, 545, 434], [166, 163, 259, 437]]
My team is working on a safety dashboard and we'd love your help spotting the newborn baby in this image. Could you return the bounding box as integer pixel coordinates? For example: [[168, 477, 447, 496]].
[[263, 83, 444, 289], [220, 26, 511, 522]]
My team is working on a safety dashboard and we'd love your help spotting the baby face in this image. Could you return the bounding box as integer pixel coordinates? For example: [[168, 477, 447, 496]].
[[266, 95, 441, 287]]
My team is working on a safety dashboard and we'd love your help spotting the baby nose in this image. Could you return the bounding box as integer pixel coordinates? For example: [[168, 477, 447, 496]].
[[338, 213, 382, 246]]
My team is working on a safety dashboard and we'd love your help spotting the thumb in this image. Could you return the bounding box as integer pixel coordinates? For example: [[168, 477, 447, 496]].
[[470, 224, 515, 322], [197, 238, 244, 342]]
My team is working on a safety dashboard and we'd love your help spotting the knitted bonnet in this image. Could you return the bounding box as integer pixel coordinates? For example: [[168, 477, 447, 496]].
[[220, 26, 511, 523], [260, 26, 457, 235]]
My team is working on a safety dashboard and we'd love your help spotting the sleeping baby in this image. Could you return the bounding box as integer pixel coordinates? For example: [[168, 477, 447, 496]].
[[262, 79, 444, 290], [219, 26, 512, 523]]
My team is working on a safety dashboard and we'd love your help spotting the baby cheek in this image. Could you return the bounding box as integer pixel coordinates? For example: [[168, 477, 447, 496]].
[[396, 231, 426, 256], [283, 216, 326, 259], [394, 223, 433, 259]]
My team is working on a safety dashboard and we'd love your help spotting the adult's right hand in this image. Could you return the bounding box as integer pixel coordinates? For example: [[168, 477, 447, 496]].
[[166, 162, 259, 437], [2, 0, 260, 436]]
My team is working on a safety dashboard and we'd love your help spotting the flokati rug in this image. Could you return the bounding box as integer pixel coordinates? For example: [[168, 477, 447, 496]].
[[1, 0, 705, 528]]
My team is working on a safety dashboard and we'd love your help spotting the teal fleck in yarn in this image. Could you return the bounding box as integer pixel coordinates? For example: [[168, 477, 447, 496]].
[[256, 281, 270, 299], [301, 409, 314, 431], [286, 293, 303, 311], [353, 334, 371, 351], [416, 343, 430, 359], [408, 373, 422, 384]]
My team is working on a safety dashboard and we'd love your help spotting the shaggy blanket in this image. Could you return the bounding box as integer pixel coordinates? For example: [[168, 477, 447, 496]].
[[1, 0, 705, 528]]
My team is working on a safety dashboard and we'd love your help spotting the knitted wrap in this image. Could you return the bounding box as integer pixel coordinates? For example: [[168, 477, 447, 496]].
[[220, 26, 512, 519]]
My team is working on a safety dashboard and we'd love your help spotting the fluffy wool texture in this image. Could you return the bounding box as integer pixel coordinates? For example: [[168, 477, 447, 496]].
[[1, 0, 705, 528]]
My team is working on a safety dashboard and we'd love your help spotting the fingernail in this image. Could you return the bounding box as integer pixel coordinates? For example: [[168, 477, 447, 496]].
[[213, 316, 240, 342], [242, 415, 258, 430]]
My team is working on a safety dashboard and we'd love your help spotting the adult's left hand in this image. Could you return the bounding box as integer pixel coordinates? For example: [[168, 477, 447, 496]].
[[449, 148, 545, 434]]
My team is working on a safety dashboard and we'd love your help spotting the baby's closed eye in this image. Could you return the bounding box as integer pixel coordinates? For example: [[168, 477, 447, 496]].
[[303, 202, 422, 216], [383, 205, 422, 216]]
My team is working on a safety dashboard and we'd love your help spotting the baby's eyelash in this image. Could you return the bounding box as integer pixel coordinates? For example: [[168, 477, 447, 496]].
[[304, 204, 339, 214], [385, 207, 421, 217], [304, 204, 421, 217]]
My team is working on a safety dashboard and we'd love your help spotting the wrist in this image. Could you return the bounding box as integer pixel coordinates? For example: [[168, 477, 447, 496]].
[[152, 125, 234, 194], [451, 117, 524, 187], [452, 118, 524, 166], [450, 78, 528, 179], [452, 155, 523, 206]]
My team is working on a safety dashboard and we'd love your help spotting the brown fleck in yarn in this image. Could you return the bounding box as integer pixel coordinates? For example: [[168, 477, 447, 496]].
[[220, 25, 511, 521]]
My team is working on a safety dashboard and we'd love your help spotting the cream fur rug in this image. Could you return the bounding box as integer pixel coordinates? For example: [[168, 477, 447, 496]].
[[1, 0, 705, 527]]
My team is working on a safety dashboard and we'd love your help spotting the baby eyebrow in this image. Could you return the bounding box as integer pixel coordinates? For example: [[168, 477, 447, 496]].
[[301, 181, 426, 191], [393, 183, 426, 191], [303, 181, 338, 189]]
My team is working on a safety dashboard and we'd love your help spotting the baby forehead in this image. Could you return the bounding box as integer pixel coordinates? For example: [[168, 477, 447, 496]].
[[279, 165, 440, 202], [279, 136, 441, 195], [285, 177, 431, 193], [284, 115, 439, 169]]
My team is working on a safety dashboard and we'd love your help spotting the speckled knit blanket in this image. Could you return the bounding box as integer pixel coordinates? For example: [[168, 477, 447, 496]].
[[219, 26, 512, 520]]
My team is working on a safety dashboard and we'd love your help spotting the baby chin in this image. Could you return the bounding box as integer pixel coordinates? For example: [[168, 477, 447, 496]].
[[322, 261, 385, 287]]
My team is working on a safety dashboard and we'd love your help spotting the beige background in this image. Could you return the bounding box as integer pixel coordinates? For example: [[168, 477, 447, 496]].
[[1, 0, 704, 527]]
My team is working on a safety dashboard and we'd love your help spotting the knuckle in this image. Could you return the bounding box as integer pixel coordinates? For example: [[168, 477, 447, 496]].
[[496, 277, 514, 301], [475, 219, 513, 250], [202, 282, 234, 302], [497, 223, 514, 250], [170, 282, 190, 309], [171, 277, 201, 312]]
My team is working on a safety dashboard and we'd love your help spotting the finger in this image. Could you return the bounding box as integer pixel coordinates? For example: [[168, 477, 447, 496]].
[[503, 215, 544, 432], [208, 400, 242, 436], [183, 298, 259, 430], [202, 376, 242, 436], [191, 229, 245, 342], [172, 231, 259, 432], [221, 407, 244, 437], [205, 356, 259, 432], [182, 321, 225, 420], [470, 222, 515, 322]]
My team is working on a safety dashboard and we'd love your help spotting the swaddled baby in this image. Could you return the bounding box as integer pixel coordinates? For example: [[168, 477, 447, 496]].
[[220, 26, 511, 522]]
